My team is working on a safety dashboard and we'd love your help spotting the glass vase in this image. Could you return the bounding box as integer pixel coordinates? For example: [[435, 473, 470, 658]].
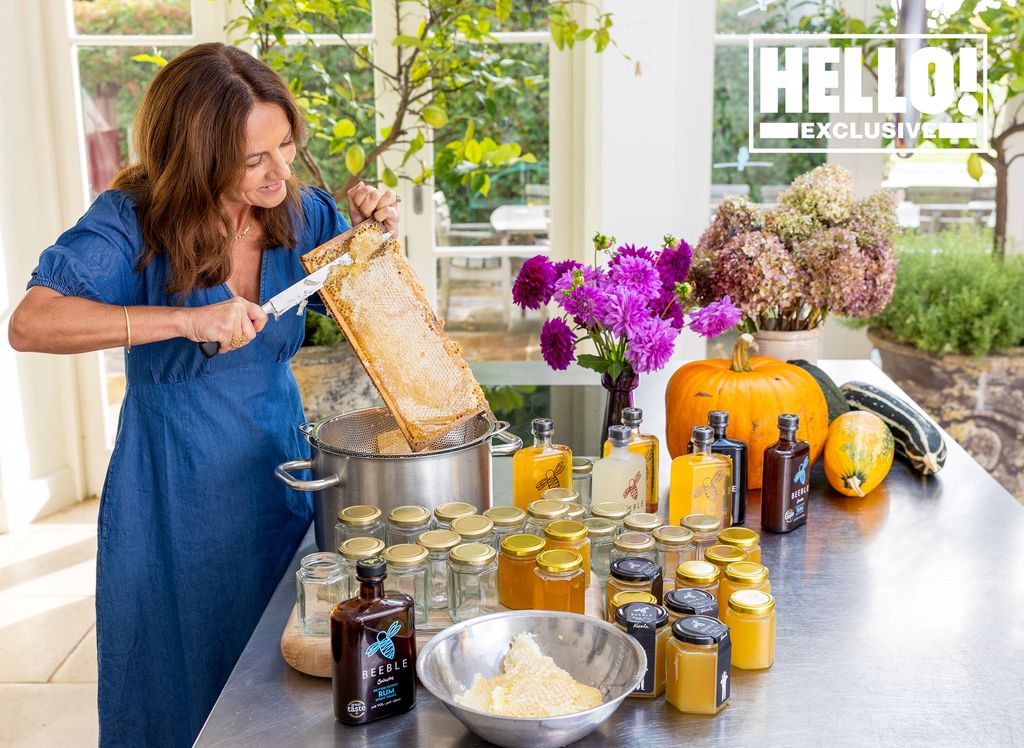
[[601, 365, 639, 447]]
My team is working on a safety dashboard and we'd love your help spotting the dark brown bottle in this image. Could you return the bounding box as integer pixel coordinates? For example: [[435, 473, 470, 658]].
[[708, 411, 748, 526], [331, 557, 416, 724], [760, 413, 811, 534]]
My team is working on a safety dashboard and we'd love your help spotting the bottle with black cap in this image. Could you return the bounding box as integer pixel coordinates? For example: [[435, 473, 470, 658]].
[[707, 411, 748, 525], [512, 417, 573, 510], [668, 425, 732, 528], [592, 425, 648, 513], [330, 556, 416, 725], [761, 413, 811, 533]]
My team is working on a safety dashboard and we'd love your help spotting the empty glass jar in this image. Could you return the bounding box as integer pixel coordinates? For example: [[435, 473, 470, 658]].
[[386, 505, 432, 547], [484, 505, 527, 543], [382, 543, 429, 626], [335, 505, 386, 551], [447, 542, 499, 623], [611, 532, 658, 565], [584, 517, 617, 586], [450, 514, 496, 549], [523, 499, 569, 536], [572, 457, 594, 510], [338, 537, 386, 600], [433, 501, 477, 530], [682, 513, 722, 559], [591, 501, 630, 534], [623, 512, 661, 536], [295, 552, 345, 636], [416, 529, 461, 619], [653, 525, 697, 590]]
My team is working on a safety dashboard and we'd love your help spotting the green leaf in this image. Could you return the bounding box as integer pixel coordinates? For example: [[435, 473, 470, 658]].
[[393, 34, 422, 48], [470, 172, 491, 196], [345, 144, 366, 176], [495, 0, 512, 21], [332, 119, 355, 138], [465, 139, 482, 163], [576, 354, 610, 374], [131, 53, 167, 67], [606, 362, 625, 382], [967, 153, 984, 181], [421, 104, 449, 128], [1010, 75, 1024, 93], [382, 167, 398, 188]]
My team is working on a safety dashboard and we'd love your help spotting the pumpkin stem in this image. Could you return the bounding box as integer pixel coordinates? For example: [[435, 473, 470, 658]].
[[730, 333, 754, 373], [845, 475, 866, 497]]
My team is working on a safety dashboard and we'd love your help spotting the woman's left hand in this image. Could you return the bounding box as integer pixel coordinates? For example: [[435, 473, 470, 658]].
[[347, 182, 399, 234]]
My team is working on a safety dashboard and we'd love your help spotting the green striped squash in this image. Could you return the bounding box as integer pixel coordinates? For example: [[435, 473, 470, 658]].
[[840, 381, 947, 475]]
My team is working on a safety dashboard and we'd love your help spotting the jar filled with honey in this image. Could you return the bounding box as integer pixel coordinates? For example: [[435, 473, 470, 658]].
[[674, 560, 720, 599], [433, 502, 477, 531], [717, 526, 761, 563], [512, 418, 573, 510], [681, 513, 722, 559], [523, 499, 569, 536], [704, 544, 747, 587], [609, 590, 658, 620], [718, 561, 770, 615], [483, 506, 527, 544], [590, 501, 630, 534], [543, 520, 592, 586], [666, 615, 732, 715], [623, 512, 661, 536], [450, 514, 496, 549], [664, 587, 718, 625], [605, 558, 663, 621], [610, 532, 658, 565], [615, 602, 671, 698], [653, 526, 696, 590], [497, 533, 546, 610], [722, 589, 776, 670], [532, 549, 586, 614], [583, 517, 617, 586]]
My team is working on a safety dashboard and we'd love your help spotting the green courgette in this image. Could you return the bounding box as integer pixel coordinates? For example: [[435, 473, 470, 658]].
[[840, 381, 947, 475], [789, 359, 850, 424]]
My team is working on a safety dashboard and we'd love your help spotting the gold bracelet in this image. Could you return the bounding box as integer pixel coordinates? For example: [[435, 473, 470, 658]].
[[123, 305, 132, 353]]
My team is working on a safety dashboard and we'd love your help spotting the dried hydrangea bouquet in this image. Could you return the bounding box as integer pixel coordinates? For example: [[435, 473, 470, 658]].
[[690, 163, 901, 362]]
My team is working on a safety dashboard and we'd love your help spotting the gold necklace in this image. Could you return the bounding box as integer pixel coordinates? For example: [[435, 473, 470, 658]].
[[234, 221, 253, 240]]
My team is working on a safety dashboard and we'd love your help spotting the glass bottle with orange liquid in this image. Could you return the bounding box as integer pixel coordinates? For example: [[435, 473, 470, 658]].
[[512, 418, 573, 510], [669, 426, 732, 529], [603, 408, 660, 513]]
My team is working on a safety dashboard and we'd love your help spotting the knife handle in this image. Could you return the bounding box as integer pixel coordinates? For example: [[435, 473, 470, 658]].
[[199, 341, 220, 358]]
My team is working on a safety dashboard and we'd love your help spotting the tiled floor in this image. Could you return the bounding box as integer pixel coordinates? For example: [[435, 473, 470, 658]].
[[0, 499, 99, 748]]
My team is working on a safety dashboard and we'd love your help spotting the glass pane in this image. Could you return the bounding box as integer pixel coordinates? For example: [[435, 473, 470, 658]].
[[301, 4, 373, 35], [715, 0, 830, 35], [711, 44, 825, 207], [883, 152, 995, 236], [464, 0, 550, 32], [73, 0, 191, 36], [76, 46, 189, 200]]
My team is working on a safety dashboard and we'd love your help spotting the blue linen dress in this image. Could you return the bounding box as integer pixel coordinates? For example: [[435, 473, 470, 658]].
[[28, 187, 349, 747]]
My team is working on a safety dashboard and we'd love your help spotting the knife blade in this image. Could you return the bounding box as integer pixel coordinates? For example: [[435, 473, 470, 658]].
[[198, 230, 392, 358]]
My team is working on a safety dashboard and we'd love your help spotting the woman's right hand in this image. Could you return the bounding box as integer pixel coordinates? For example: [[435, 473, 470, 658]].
[[182, 297, 268, 354]]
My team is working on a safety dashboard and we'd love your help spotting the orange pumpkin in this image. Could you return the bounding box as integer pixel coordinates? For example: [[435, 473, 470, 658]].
[[665, 334, 828, 489]]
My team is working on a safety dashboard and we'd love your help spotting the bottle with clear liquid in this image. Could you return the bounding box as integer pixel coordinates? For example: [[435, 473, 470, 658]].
[[512, 418, 573, 510], [603, 407, 660, 513], [669, 426, 732, 529], [761, 413, 811, 534], [592, 425, 648, 513]]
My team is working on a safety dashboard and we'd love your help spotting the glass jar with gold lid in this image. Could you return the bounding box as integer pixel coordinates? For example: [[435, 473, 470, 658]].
[[610, 532, 658, 565], [543, 520, 592, 586], [447, 542, 498, 623], [653, 526, 697, 590], [718, 561, 770, 613], [674, 559, 720, 599], [591, 501, 630, 534], [417, 529, 461, 617], [541, 486, 580, 504], [605, 558, 664, 621], [533, 549, 585, 614], [664, 587, 718, 625], [722, 589, 775, 670], [335, 505, 386, 551], [296, 551, 345, 636], [615, 602, 671, 698], [623, 512, 661, 536], [433, 501, 477, 530], [572, 456, 594, 510], [717, 526, 761, 563], [563, 502, 586, 522], [451, 514, 496, 549], [681, 513, 721, 559], [498, 533, 546, 609], [609, 590, 658, 620], [584, 517, 617, 585], [666, 615, 732, 714], [385, 505, 432, 547], [483, 506, 526, 543], [382, 543, 429, 626], [704, 544, 747, 586], [338, 536, 386, 600], [523, 499, 569, 536]]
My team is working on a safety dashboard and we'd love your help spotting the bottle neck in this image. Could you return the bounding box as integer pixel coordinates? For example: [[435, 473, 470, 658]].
[[777, 428, 797, 445], [359, 577, 385, 600], [609, 442, 629, 457], [711, 424, 727, 439], [692, 443, 712, 456], [533, 433, 553, 449]]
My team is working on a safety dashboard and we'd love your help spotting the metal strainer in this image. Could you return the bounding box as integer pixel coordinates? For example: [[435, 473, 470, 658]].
[[300, 406, 516, 459]]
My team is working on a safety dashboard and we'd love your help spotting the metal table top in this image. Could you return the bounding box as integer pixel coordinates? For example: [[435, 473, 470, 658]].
[[195, 361, 1024, 747]]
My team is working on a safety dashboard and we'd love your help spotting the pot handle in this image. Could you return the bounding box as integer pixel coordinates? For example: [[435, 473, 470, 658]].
[[489, 421, 522, 456], [298, 422, 316, 443], [274, 459, 342, 492]]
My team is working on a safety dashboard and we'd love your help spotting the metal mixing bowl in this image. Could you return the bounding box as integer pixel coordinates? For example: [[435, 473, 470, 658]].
[[416, 611, 646, 748]]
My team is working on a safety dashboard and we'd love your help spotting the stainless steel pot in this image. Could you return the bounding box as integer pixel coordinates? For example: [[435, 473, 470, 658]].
[[275, 407, 522, 551]]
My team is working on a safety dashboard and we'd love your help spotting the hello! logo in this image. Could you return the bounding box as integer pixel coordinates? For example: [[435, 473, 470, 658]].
[[749, 34, 989, 153]]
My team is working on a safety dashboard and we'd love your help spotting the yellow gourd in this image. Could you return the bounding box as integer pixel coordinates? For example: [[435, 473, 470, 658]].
[[824, 412, 894, 497]]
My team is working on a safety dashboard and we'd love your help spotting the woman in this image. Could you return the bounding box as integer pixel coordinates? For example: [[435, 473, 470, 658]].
[[7, 43, 398, 747]]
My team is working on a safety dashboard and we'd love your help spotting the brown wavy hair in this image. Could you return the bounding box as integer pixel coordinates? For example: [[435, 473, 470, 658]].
[[114, 43, 306, 296]]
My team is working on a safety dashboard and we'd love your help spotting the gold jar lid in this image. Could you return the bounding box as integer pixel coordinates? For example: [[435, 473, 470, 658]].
[[387, 505, 431, 527], [728, 589, 775, 615], [542, 487, 579, 503], [483, 506, 526, 528], [338, 505, 382, 526], [724, 561, 769, 584], [583, 517, 617, 538], [338, 536, 386, 560], [682, 513, 721, 533], [610, 590, 658, 609], [527, 499, 569, 520], [717, 526, 760, 549], [613, 531, 656, 553], [591, 501, 630, 521], [416, 529, 461, 552], [544, 519, 588, 542], [450, 542, 496, 566], [675, 560, 720, 585], [434, 502, 477, 523], [563, 502, 586, 521], [704, 544, 746, 568], [652, 525, 695, 547], [623, 512, 661, 533], [450, 514, 494, 540], [536, 549, 582, 573], [500, 533, 546, 558], [382, 543, 429, 567]]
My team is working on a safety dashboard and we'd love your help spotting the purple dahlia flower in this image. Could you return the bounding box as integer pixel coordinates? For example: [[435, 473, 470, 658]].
[[626, 315, 676, 374], [608, 255, 661, 299], [512, 255, 556, 310], [688, 295, 742, 338], [540, 317, 576, 370]]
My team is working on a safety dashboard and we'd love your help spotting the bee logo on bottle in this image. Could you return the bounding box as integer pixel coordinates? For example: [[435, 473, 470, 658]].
[[794, 456, 809, 486], [365, 621, 402, 660]]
